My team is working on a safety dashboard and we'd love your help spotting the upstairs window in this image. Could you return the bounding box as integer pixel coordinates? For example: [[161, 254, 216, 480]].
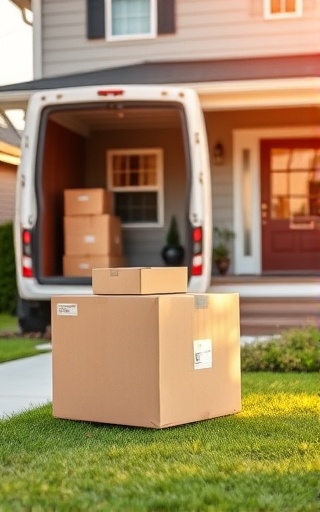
[[107, 0, 156, 41], [87, 0, 175, 40], [264, 0, 303, 19]]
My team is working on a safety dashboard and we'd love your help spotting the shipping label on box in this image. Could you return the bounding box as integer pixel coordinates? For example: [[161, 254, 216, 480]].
[[56, 303, 78, 316], [193, 339, 212, 370]]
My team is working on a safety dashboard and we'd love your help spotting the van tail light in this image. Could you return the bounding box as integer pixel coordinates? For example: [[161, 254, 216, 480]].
[[97, 89, 124, 96], [22, 229, 33, 278], [191, 226, 203, 276]]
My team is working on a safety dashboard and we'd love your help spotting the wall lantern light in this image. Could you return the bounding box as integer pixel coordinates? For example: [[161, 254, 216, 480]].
[[213, 142, 224, 165]]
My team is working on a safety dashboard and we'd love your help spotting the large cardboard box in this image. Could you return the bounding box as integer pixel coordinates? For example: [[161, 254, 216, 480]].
[[52, 293, 241, 428], [64, 215, 122, 256], [64, 188, 113, 216], [92, 267, 188, 295], [63, 255, 126, 277]]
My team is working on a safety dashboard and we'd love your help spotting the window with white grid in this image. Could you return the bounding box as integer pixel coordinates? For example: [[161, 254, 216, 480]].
[[106, 0, 156, 41], [107, 148, 164, 227], [264, 0, 302, 18]]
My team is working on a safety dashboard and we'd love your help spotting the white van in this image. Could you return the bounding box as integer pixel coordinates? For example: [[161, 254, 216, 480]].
[[15, 85, 212, 332]]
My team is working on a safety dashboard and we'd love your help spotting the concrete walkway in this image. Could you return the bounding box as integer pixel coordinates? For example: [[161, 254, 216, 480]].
[[0, 352, 52, 420]]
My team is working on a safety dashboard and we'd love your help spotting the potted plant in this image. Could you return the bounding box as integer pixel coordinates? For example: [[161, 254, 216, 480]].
[[212, 226, 235, 275], [161, 215, 185, 266]]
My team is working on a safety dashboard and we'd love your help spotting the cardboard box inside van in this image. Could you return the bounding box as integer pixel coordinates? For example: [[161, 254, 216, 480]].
[[64, 214, 122, 256], [64, 188, 113, 216], [63, 255, 125, 277]]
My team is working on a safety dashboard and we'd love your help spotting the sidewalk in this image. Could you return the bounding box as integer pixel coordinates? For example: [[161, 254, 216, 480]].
[[0, 352, 52, 419]]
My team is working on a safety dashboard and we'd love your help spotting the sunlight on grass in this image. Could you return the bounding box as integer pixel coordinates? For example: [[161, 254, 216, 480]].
[[0, 373, 318, 511], [240, 392, 319, 418]]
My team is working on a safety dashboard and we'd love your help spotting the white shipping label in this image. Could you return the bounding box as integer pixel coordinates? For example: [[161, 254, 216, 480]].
[[77, 195, 89, 202], [84, 235, 95, 244], [193, 339, 212, 370], [57, 304, 78, 316], [79, 263, 90, 269]]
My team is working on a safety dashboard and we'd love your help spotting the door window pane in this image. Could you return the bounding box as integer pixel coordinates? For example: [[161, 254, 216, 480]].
[[272, 172, 287, 196], [270, 146, 320, 221], [271, 148, 290, 170], [289, 171, 309, 196], [290, 149, 315, 170]]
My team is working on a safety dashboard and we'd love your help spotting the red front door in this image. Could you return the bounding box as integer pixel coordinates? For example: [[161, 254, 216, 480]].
[[260, 138, 320, 272]]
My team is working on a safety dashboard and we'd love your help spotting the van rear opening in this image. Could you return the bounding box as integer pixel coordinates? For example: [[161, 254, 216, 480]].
[[34, 102, 190, 284]]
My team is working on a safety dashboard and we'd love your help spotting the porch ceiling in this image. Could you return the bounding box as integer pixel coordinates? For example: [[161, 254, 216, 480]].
[[195, 77, 320, 110]]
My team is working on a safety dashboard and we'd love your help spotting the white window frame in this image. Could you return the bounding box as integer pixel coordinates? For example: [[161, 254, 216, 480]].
[[107, 148, 164, 228], [106, 0, 157, 42], [264, 0, 303, 19]]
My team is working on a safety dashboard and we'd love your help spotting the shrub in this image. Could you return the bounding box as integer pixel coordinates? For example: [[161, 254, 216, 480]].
[[165, 215, 181, 247], [0, 222, 17, 315], [241, 325, 320, 372]]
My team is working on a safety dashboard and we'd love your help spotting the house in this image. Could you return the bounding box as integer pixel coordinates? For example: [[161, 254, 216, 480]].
[[0, 112, 20, 225], [1, 0, 319, 332]]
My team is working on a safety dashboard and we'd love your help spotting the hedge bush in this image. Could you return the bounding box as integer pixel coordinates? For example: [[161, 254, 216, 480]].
[[0, 223, 17, 315], [241, 325, 320, 372]]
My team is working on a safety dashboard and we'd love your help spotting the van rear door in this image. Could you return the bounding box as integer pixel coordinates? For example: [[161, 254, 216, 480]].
[[15, 85, 212, 301]]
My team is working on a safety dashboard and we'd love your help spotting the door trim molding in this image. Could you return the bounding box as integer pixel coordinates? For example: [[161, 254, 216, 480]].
[[233, 126, 319, 275]]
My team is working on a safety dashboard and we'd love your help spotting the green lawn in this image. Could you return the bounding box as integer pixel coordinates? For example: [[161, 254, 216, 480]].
[[0, 312, 18, 334], [0, 337, 51, 363], [0, 373, 318, 511], [0, 314, 50, 362]]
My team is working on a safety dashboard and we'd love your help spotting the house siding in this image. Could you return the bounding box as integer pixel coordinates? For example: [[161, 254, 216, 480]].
[[0, 163, 16, 225], [41, 0, 320, 77]]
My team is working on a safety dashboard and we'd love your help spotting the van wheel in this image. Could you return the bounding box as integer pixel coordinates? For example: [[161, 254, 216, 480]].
[[17, 298, 51, 334]]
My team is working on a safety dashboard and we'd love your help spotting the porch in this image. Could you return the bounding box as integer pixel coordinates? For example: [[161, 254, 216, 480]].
[[209, 275, 319, 336]]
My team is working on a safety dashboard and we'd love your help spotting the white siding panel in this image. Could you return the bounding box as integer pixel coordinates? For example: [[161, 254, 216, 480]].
[[43, 20, 319, 56], [43, 13, 85, 28], [43, 17, 318, 48], [44, 0, 81, 14], [0, 166, 16, 224], [41, 0, 320, 78]]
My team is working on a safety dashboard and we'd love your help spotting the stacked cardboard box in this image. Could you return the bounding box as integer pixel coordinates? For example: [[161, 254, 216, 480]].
[[52, 267, 242, 429], [63, 188, 125, 276]]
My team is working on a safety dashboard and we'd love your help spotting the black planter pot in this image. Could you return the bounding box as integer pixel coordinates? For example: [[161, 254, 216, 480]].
[[214, 257, 230, 275], [161, 245, 185, 266]]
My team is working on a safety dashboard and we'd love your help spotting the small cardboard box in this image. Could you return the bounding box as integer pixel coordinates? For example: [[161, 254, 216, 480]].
[[64, 215, 122, 256], [64, 188, 113, 216], [63, 255, 126, 277], [51, 293, 241, 429], [92, 267, 188, 295]]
